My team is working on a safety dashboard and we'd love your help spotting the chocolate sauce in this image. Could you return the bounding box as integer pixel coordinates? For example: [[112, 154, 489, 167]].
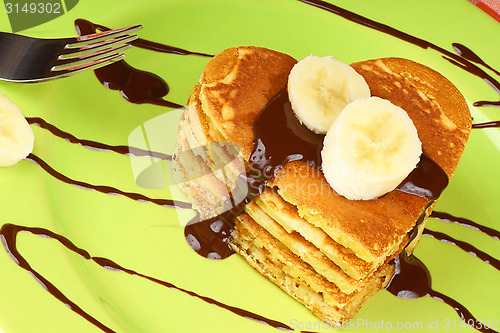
[[406, 201, 434, 244], [297, 0, 500, 109], [472, 121, 500, 129], [184, 212, 236, 260], [131, 37, 213, 58], [386, 253, 498, 333], [76, 19, 213, 58], [473, 100, 500, 108], [452, 43, 500, 76], [250, 89, 448, 200], [422, 228, 500, 270], [183, 90, 316, 259], [90, 59, 184, 108], [397, 154, 448, 200], [0, 224, 296, 333], [250, 90, 324, 174], [431, 211, 500, 239], [183, 88, 449, 259], [26, 153, 190, 209], [74, 19, 185, 109], [2, 5, 499, 333], [183, 91, 313, 259], [27, 117, 172, 160], [450, 43, 500, 108], [184, 90, 321, 259]]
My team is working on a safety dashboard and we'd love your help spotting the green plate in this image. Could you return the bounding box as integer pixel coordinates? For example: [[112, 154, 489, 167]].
[[0, 0, 499, 332]]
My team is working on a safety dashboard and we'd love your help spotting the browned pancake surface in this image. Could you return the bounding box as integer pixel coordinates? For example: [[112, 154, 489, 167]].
[[198, 46, 297, 160], [350, 58, 472, 176]]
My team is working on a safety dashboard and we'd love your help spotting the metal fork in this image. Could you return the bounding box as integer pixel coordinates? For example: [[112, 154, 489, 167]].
[[0, 25, 142, 83]]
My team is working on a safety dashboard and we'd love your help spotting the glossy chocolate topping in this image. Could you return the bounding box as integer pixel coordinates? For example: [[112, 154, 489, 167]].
[[183, 89, 322, 260], [26, 117, 172, 160], [250, 90, 324, 173], [431, 211, 500, 239], [250, 89, 448, 200], [297, 0, 500, 109], [386, 253, 498, 333], [472, 121, 500, 129], [0, 224, 297, 333], [26, 153, 190, 209], [184, 211, 237, 260], [74, 19, 186, 108], [3, 4, 500, 332]]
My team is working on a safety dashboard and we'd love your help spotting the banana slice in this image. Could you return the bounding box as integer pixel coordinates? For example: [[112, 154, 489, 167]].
[[321, 97, 422, 200], [287, 55, 370, 134], [0, 94, 34, 167]]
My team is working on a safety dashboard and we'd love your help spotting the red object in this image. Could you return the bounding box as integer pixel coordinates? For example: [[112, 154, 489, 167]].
[[469, 0, 500, 22]]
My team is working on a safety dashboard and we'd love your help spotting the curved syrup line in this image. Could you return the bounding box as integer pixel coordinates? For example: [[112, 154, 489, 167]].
[[430, 211, 500, 239], [387, 254, 499, 333], [5, 6, 499, 333], [423, 229, 500, 270], [26, 153, 191, 210], [26, 117, 173, 160], [0, 224, 296, 333], [472, 121, 500, 129], [297, 0, 500, 108]]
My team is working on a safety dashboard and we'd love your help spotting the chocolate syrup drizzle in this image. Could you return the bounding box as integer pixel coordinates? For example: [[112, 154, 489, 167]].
[[292, 2, 499, 330], [26, 153, 190, 209], [184, 87, 450, 261], [386, 253, 498, 333], [297, 0, 500, 109], [431, 211, 500, 239], [472, 121, 500, 129], [422, 228, 500, 270], [26, 117, 172, 160], [74, 19, 212, 109], [2, 4, 499, 332], [0, 224, 297, 333], [451, 44, 500, 108], [452, 43, 500, 77], [76, 19, 214, 58]]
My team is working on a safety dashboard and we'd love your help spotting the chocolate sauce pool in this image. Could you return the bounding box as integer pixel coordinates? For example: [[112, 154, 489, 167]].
[[185, 88, 449, 260], [386, 253, 497, 333], [3, 3, 500, 331], [73, 19, 211, 109]]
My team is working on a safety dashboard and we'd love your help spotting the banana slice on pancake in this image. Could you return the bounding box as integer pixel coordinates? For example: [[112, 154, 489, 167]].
[[287, 55, 370, 134], [321, 97, 422, 200]]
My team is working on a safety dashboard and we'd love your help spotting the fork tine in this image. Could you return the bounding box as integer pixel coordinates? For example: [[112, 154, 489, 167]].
[[66, 24, 142, 49], [51, 53, 125, 77], [58, 35, 138, 60], [57, 43, 132, 62], [51, 45, 131, 72]]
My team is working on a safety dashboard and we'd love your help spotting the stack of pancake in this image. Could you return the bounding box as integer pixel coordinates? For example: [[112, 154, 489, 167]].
[[173, 47, 471, 322]]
